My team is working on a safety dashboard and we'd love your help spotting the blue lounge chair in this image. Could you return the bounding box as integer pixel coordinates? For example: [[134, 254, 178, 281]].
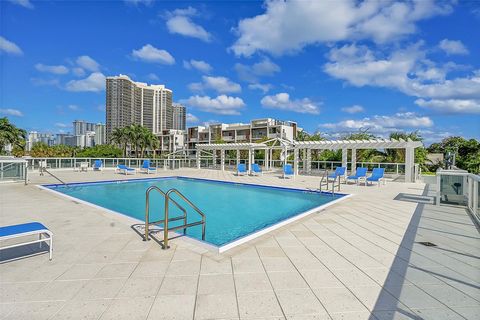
[[0, 222, 53, 260], [328, 167, 346, 183], [141, 160, 157, 174], [367, 168, 386, 186], [237, 163, 247, 176], [283, 164, 294, 179], [93, 160, 103, 171], [116, 164, 136, 175], [347, 167, 368, 185], [251, 163, 262, 176]]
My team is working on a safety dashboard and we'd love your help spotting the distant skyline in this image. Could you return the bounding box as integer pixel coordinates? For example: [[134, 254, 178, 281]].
[[1, 0, 479, 144]]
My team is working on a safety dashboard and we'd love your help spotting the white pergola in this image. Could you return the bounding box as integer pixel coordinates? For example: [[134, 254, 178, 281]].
[[196, 138, 422, 182]]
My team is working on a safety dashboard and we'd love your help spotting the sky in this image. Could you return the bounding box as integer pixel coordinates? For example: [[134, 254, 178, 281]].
[[1, 0, 479, 145]]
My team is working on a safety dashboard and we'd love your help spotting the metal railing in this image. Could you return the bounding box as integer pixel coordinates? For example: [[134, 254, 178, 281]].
[[0, 159, 28, 184], [436, 169, 480, 223], [144, 186, 206, 249]]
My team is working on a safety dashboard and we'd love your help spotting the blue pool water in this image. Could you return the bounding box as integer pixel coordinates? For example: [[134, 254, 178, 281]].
[[46, 177, 343, 246]]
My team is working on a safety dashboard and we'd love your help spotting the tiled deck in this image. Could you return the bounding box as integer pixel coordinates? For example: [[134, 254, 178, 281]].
[[0, 169, 479, 320]]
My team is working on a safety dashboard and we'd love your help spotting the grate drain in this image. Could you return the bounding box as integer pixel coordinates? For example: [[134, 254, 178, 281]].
[[417, 241, 437, 247]]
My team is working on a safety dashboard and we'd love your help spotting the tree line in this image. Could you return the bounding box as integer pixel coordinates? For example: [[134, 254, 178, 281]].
[[1, 117, 479, 173]]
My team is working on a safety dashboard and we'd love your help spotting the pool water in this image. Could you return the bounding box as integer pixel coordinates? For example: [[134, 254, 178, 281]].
[[46, 177, 343, 246]]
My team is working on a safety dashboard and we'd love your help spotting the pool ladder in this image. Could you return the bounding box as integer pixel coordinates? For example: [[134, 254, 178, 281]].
[[319, 170, 341, 195], [144, 186, 206, 249]]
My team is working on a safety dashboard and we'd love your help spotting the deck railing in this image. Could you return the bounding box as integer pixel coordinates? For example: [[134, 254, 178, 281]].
[[436, 169, 480, 223], [0, 158, 28, 184]]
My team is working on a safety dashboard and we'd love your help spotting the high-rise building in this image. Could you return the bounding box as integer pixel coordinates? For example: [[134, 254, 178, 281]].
[[105, 74, 173, 141], [94, 123, 106, 145], [172, 104, 186, 131], [73, 120, 98, 135]]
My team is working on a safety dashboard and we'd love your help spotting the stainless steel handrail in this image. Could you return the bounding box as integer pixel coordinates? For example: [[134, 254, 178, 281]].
[[318, 170, 340, 196], [144, 186, 188, 241], [41, 167, 68, 186], [0, 162, 17, 172], [163, 188, 206, 249]]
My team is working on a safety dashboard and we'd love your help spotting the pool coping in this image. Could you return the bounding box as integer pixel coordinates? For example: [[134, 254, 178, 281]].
[[37, 176, 353, 253]]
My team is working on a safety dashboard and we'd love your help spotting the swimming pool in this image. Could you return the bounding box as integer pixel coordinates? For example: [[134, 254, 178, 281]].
[[43, 177, 347, 250]]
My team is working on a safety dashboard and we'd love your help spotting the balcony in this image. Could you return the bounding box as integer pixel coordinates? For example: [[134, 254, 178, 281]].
[[236, 135, 249, 141], [222, 136, 234, 141]]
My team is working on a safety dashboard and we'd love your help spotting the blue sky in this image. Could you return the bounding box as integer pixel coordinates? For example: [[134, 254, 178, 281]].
[[1, 0, 479, 144]]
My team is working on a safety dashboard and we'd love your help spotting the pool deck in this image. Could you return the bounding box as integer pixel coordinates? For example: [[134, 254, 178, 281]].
[[0, 169, 479, 320]]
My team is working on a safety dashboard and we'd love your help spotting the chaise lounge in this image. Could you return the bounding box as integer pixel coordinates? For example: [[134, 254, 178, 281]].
[[237, 163, 247, 176], [250, 163, 262, 176], [93, 160, 103, 171], [0, 222, 53, 261], [283, 164, 294, 179], [141, 160, 157, 174], [367, 168, 386, 186], [116, 164, 136, 175], [347, 167, 368, 185]]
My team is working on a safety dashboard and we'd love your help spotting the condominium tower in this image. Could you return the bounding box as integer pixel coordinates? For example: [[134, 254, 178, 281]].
[[105, 74, 173, 140], [172, 104, 186, 131]]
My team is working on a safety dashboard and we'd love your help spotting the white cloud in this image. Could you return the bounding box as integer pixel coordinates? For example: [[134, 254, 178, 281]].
[[324, 43, 480, 114], [439, 39, 469, 55], [35, 63, 69, 75], [415, 99, 480, 114], [146, 73, 159, 81], [231, 0, 452, 56], [131, 44, 175, 65], [76, 56, 100, 72], [65, 72, 106, 92], [31, 78, 60, 87], [0, 108, 23, 117], [319, 112, 433, 134], [189, 76, 241, 94], [248, 83, 273, 93], [180, 95, 245, 115], [235, 58, 280, 82], [67, 105, 80, 111], [183, 59, 212, 73], [186, 113, 199, 123], [0, 36, 23, 55], [72, 67, 85, 77], [341, 105, 365, 114], [7, 0, 33, 9], [55, 122, 69, 128], [124, 0, 153, 6], [165, 7, 212, 42], [260, 93, 320, 114]]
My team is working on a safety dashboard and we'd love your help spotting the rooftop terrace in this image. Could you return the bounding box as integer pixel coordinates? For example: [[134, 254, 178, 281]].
[[0, 169, 478, 320]]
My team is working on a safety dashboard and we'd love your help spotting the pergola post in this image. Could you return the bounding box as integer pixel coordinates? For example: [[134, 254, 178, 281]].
[[264, 148, 269, 170], [236, 149, 240, 165], [405, 147, 415, 183], [306, 149, 311, 174], [351, 148, 357, 175], [248, 148, 252, 173], [196, 149, 201, 169], [294, 148, 299, 175], [220, 149, 225, 171], [212, 150, 217, 169], [342, 148, 348, 171]]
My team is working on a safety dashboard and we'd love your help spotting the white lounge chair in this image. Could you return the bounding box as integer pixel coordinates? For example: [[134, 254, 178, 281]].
[[0, 222, 53, 260]]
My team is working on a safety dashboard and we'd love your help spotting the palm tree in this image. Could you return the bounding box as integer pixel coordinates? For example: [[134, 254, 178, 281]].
[[110, 127, 129, 157], [139, 127, 156, 158], [0, 117, 27, 155]]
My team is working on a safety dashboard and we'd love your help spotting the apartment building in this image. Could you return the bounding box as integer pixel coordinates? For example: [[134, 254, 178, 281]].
[[105, 74, 173, 140], [156, 129, 186, 154], [172, 104, 186, 131], [187, 118, 298, 150]]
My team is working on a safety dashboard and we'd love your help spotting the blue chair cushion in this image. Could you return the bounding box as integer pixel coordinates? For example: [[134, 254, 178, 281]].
[[0, 222, 49, 238]]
